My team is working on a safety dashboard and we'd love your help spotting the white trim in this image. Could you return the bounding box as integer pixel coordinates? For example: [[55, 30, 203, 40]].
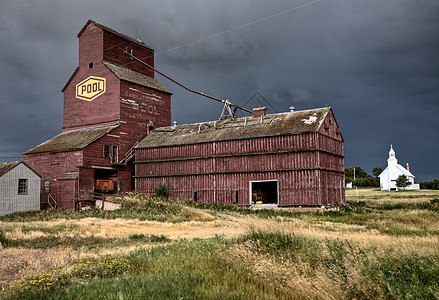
[[249, 179, 279, 205]]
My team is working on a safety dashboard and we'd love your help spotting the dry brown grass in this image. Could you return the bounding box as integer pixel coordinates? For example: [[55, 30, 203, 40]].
[[1, 188, 439, 294]]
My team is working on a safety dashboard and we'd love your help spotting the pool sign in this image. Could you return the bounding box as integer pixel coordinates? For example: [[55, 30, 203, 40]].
[[76, 76, 106, 101]]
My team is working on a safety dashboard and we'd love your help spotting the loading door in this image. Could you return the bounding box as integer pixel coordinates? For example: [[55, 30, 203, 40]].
[[250, 180, 278, 205]]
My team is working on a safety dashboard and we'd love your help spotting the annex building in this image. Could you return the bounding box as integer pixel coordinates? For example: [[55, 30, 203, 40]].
[[135, 107, 345, 206]]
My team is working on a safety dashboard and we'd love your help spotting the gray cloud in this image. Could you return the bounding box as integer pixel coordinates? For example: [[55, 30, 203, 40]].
[[0, 0, 438, 181]]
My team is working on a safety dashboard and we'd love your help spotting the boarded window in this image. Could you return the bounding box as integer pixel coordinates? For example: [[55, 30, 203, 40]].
[[18, 179, 28, 195], [103, 145, 110, 158], [44, 180, 50, 193]]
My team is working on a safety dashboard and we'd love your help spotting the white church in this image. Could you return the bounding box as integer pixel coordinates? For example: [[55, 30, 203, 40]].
[[379, 145, 420, 191]]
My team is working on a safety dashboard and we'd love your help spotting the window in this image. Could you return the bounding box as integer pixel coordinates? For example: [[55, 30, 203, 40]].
[[193, 191, 198, 202], [126, 47, 133, 60], [88, 62, 94, 69], [44, 180, 50, 193], [103, 145, 110, 158], [18, 179, 28, 195], [111, 146, 118, 163], [329, 116, 333, 125], [235, 190, 239, 204]]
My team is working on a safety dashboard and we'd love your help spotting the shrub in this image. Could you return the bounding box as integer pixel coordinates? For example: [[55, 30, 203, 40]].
[[155, 183, 168, 198], [0, 229, 7, 247]]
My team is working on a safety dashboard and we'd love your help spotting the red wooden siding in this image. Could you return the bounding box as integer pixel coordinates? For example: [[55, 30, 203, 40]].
[[63, 65, 120, 131], [24, 150, 83, 209], [103, 30, 155, 78], [135, 131, 345, 206]]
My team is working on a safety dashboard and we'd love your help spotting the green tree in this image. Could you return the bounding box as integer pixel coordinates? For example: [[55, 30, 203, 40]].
[[345, 167, 368, 181], [396, 175, 411, 190], [372, 167, 383, 178]]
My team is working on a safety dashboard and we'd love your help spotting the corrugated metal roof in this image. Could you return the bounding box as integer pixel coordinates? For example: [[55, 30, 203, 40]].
[[136, 107, 331, 149], [0, 161, 21, 177], [104, 61, 171, 94], [24, 125, 118, 155]]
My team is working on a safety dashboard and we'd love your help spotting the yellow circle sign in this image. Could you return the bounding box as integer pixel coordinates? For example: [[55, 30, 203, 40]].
[[76, 76, 106, 101]]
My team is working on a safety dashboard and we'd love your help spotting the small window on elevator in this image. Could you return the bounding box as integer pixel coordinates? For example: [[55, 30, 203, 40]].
[[88, 62, 94, 69], [103, 145, 110, 158], [126, 47, 133, 60], [111, 146, 118, 163]]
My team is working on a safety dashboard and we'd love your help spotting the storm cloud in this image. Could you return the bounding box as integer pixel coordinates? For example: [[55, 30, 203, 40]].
[[0, 0, 438, 180]]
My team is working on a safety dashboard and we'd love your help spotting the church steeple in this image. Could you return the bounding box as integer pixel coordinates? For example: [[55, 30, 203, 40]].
[[388, 144, 397, 166]]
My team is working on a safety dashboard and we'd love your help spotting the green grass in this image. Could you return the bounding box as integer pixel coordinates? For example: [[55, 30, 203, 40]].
[[3, 233, 438, 299], [2, 192, 439, 299], [0, 195, 205, 223], [1, 238, 290, 300]]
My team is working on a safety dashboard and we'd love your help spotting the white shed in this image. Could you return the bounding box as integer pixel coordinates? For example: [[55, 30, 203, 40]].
[[379, 145, 420, 191], [0, 161, 41, 216]]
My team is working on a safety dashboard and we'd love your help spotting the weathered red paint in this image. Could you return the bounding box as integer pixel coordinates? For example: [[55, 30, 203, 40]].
[[135, 110, 345, 206], [24, 20, 172, 210]]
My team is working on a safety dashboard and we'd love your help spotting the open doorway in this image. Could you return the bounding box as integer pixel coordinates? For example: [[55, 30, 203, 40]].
[[250, 180, 278, 205], [94, 169, 117, 194]]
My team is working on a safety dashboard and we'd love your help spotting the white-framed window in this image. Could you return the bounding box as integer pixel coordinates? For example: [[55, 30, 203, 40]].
[[18, 179, 28, 195]]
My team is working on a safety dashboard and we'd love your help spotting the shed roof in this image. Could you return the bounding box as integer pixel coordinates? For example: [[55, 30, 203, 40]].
[[0, 161, 21, 177], [104, 61, 171, 94], [136, 107, 331, 149], [79, 20, 154, 51], [24, 125, 118, 155]]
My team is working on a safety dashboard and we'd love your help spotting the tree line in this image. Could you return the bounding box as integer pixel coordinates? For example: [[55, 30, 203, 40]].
[[345, 166, 439, 189], [345, 166, 381, 188]]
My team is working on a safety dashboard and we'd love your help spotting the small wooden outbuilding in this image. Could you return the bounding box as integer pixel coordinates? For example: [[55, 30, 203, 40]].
[[0, 161, 40, 216], [135, 107, 345, 206]]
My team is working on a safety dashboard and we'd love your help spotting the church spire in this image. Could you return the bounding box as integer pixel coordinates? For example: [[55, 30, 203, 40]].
[[388, 144, 397, 166]]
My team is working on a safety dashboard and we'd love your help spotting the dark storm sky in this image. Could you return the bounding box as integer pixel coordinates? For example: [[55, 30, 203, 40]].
[[0, 0, 438, 181]]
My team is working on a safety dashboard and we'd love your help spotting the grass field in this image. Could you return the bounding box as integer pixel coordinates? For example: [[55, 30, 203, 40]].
[[1, 189, 438, 299]]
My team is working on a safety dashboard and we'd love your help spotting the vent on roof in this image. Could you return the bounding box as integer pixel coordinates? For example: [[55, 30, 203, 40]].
[[252, 107, 267, 118]]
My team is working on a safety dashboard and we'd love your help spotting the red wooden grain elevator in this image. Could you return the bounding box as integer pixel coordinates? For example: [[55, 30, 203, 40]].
[[24, 20, 172, 209]]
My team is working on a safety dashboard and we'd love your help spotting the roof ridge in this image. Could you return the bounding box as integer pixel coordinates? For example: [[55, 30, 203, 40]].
[[81, 20, 154, 51]]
